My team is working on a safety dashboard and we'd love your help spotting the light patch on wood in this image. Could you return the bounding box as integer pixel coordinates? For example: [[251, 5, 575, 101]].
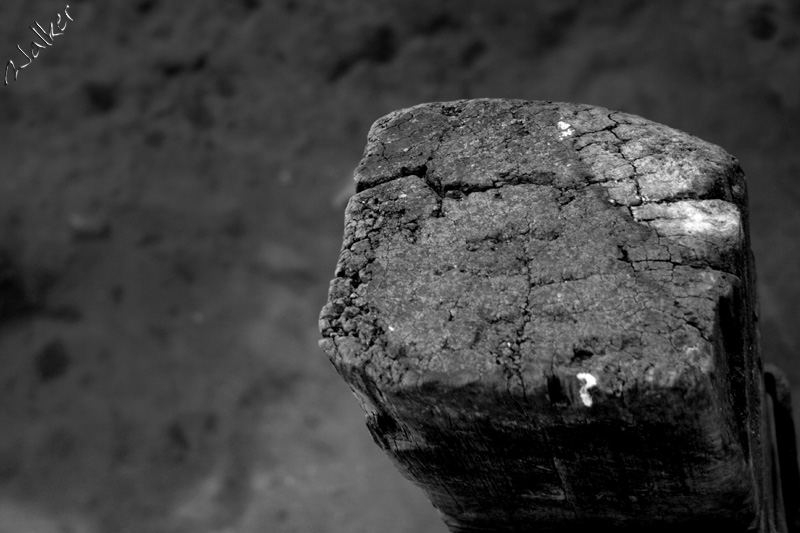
[[631, 199, 741, 240], [576, 373, 597, 407], [557, 120, 574, 139], [350, 388, 378, 416], [685, 345, 713, 374]]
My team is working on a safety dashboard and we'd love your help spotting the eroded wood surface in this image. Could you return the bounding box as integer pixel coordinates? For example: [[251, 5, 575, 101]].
[[319, 99, 767, 531]]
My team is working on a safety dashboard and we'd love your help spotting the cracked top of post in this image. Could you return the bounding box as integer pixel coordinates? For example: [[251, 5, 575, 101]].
[[320, 99, 754, 410], [355, 98, 746, 209]]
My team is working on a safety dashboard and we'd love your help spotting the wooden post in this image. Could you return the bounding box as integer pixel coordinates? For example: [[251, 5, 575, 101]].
[[318, 99, 792, 531]]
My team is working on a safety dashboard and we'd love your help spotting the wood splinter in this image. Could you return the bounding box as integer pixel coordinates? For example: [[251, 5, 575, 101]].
[[318, 99, 800, 532]]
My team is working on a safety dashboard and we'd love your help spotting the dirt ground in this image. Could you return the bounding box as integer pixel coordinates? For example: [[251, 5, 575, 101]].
[[0, 1, 799, 531]]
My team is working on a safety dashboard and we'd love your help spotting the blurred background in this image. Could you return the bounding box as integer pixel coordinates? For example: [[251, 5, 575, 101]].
[[0, 0, 799, 531]]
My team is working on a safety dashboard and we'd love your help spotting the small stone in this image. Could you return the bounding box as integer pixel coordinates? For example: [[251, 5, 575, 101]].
[[35, 339, 71, 382], [68, 213, 111, 240]]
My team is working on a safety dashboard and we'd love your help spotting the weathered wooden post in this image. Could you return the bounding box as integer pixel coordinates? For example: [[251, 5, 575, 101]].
[[318, 99, 799, 532]]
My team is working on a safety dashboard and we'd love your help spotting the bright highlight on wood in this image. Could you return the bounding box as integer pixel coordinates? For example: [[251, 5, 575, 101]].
[[575, 373, 596, 407]]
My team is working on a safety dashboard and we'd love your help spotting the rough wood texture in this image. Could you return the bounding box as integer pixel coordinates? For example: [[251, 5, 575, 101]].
[[318, 99, 768, 531], [765, 364, 800, 532]]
